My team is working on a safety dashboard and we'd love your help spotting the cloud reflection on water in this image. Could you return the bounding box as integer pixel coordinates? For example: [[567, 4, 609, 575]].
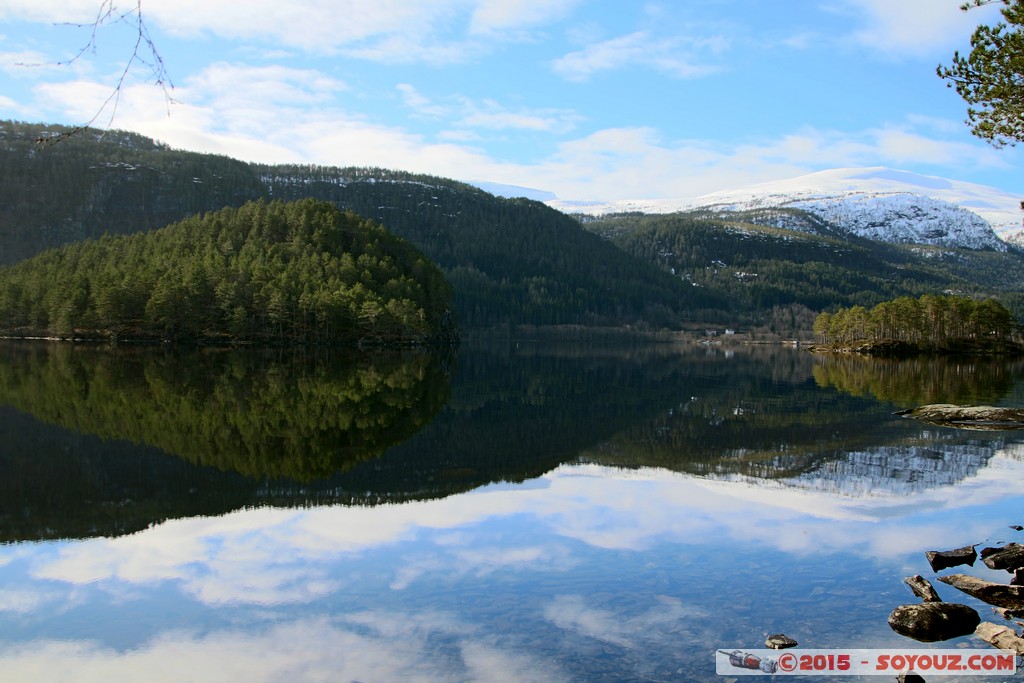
[[0, 613, 572, 683], [27, 450, 1024, 605], [3, 453, 1024, 681]]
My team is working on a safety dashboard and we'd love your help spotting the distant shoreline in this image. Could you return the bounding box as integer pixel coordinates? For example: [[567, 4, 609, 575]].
[[807, 338, 1024, 356]]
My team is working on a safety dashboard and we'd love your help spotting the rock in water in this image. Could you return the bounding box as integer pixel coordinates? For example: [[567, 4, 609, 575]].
[[936, 574, 1024, 609], [993, 606, 1024, 619], [764, 634, 798, 649], [975, 622, 1024, 655], [897, 674, 927, 683], [981, 543, 1024, 571], [904, 575, 942, 602], [888, 603, 980, 642], [925, 544, 977, 571]]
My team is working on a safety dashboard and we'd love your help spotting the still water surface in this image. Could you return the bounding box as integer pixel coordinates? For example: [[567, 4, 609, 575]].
[[1, 341, 1023, 682]]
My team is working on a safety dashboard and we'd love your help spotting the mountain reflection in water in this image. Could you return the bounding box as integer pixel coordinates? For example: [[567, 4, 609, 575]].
[[2, 341, 1024, 540], [2, 341, 1024, 681]]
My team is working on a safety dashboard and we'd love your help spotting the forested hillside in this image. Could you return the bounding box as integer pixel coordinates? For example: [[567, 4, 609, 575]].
[[584, 211, 1024, 324], [1, 121, 712, 330], [0, 199, 455, 344], [0, 121, 266, 263], [257, 164, 730, 327], [5, 120, 1023, 334]]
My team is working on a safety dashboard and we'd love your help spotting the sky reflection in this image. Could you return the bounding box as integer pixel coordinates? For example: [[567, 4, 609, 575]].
[[19, 453, 1024, 605], [3, 454, 1024, 681]]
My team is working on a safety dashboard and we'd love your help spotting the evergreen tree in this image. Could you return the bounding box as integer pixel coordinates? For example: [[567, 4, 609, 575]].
[[0, 199, 456, 345], [813, 294, 1020, 350], [938, 0, 1024, 146]]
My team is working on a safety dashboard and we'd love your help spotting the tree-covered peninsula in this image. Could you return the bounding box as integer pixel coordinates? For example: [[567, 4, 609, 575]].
[[812, 294, 1022, 354], [0, 199, 456, 344]]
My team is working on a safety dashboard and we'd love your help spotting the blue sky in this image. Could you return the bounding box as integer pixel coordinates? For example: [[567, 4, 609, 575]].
[[1, 0, 1022, 201]]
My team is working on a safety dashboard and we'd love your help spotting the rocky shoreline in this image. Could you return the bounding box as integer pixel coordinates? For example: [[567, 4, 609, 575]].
[[886, 526, 1024, 679]]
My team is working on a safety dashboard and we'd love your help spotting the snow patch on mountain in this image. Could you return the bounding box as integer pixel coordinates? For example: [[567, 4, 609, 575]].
[[545, 167, 1021, 251], [792, 193, 1003, 250]]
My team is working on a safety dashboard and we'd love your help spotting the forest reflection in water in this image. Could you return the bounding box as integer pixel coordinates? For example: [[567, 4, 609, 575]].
[[2, 340, 1023, 541], [2, 341, 1024, 681]]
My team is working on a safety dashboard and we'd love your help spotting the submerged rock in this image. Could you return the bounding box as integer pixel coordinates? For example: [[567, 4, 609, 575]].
[[925, 545, 977, 572], [888, 602, 980, 642], [896, 404, 1024, 430]]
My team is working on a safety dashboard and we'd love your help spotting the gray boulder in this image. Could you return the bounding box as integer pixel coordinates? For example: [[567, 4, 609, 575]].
[[936, 574, 1024, 609], [925, 545, 977, 572], [904, 575, 942, 602], [888, 602, 980, 642], [981, 543, 1024, 571]]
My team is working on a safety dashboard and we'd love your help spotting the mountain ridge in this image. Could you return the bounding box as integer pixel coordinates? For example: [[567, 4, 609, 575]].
[[0, 120, 709, 330], [541, 167, 1022, 250]]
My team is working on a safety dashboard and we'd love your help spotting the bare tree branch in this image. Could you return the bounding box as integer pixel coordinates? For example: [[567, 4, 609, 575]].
[[25, 0, 175, 144]]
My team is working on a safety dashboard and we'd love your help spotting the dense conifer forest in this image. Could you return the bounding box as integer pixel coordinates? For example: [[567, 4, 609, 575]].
[[583, 211, 1024, 325], [0, 198, 455, 344], [3, 120, 1024, 335], [0, 121, 707, 331], [812, 293, 1021, 353]]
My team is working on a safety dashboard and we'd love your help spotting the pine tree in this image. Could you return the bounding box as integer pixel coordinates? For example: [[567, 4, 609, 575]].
[[938, 1, 1024, 147]]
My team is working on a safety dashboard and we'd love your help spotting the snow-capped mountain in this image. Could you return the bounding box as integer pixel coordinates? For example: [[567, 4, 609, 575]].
[[544, 167, 1022, 251], [784, 192, 1004, 251]]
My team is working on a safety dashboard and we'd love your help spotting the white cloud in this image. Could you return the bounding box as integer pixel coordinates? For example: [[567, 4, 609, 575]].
[[0, 50, 82, 78], [145, 0, 462, 56], [397, 84, 582, 133], [0, 0, 575, 65], [397, 83, 450, 118], [468, 0, 579, 35], [459, 100, 581, 133], [837, 0, 1006, 57], [21, 56, 1010, 202], [0, 0, 106, 23], [0, 94, 22, 114], [186, 63, 347, 107], [551, 30, 727, 81]]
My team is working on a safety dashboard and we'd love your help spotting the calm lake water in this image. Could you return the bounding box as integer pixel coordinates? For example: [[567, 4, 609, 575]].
[[1, 340, 1023, 682]]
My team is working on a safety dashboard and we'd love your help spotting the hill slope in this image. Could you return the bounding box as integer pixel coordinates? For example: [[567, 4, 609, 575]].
[[0, 199, 455, 344], [584, 210, 1024, 324], [0, 121, 711, 330], [4, 122, 1021, 333]]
